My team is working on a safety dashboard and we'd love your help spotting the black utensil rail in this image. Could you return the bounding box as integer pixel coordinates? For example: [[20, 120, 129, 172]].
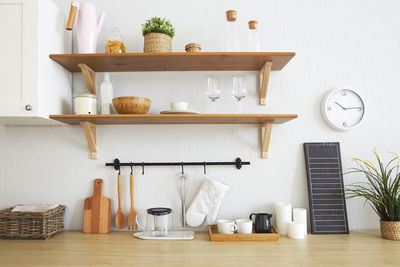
[[105, 158, 250, 174]]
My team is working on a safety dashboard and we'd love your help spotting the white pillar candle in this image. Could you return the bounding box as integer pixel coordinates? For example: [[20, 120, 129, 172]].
[[288, 222, 305, 239], [274, 202, 292, 235], [293, 208, 307, 235]]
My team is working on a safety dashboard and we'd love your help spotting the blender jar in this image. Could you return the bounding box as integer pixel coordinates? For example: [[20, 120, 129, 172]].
[[136, 207, 173, 236]]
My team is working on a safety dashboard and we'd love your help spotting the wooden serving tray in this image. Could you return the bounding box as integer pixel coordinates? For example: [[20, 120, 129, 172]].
[[208, 224, 280, 242]]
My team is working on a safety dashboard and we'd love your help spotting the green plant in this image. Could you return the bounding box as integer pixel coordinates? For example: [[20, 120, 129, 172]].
[[142, 17, 175, 38], [346, 148, 400, 221]]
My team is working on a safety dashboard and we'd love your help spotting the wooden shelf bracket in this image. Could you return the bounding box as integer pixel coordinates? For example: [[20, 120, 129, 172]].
[[261, 122, 273, 159], [80, 121, 97, 159], [259, 61, 273, 105], [79, 63, 96, 95]]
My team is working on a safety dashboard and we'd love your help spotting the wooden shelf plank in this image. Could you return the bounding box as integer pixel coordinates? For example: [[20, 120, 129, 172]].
[[49, 52, 295, 72], [49, 114, 298, 125]]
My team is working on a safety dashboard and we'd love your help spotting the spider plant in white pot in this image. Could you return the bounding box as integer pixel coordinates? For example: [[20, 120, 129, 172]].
[[346, 149, 400, 240]]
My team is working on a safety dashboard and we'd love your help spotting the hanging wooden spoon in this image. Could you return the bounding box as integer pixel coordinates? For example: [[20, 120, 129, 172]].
[[127, 167, 138, 230], [115, 170, 126, 229]]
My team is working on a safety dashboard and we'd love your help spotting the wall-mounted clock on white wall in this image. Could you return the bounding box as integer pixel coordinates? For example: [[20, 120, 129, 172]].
[[321, 89, 365, 131]]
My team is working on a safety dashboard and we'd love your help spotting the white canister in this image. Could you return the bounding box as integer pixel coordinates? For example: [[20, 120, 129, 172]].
[[74, 92, 97, 115]]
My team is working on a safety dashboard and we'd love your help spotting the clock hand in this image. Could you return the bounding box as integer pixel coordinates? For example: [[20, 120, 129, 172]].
[[346, 107, 362, 110], [334, 101, 347, 110]]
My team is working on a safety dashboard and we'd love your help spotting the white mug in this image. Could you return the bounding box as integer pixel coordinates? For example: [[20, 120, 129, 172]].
[[170, 102, 190, 110], [217, 219, 237, 234], [235, 219, 253, 234]]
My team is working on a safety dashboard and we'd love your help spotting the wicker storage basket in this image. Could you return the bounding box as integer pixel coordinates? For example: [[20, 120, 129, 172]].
[[380, 220, 400, 241], [143, 33, 172, 53], [185, 43, 201, 53], [0, 205, 66, 239]]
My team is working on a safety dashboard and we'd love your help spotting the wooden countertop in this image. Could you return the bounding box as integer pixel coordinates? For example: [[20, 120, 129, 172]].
[[0, 231, 399, 266]]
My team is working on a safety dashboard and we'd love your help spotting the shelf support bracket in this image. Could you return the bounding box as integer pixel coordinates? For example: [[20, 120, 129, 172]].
[[259, 61, 273, 105], [80, 121, 97, 159], [261, 122, 273, 159], [79, 63, 96, 95]]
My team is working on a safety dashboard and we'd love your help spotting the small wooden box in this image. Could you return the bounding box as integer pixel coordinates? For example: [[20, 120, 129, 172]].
[[208, 224, 280, 242]]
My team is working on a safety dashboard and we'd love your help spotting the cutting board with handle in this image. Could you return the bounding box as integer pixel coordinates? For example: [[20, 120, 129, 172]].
[[83, 179, 111, 234]]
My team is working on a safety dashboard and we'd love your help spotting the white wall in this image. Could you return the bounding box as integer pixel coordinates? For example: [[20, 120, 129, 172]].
[[1, 0, 400, 231]]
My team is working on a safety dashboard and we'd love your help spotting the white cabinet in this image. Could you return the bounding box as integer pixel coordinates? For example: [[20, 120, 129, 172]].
[[0, 0, 71, 125]]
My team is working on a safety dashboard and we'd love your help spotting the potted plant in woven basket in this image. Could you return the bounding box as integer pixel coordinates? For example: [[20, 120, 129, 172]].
[[142, 17, 175, 53], [346, 148, 400, 240]]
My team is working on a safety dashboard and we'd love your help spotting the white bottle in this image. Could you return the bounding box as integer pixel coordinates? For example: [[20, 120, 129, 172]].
[[224, 10, 240, 52], [100, 73, 113, 114], [247, 20, 260, 52]]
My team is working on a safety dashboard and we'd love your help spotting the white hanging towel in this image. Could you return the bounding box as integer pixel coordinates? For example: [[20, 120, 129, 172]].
[[186, 178, 229, 227]]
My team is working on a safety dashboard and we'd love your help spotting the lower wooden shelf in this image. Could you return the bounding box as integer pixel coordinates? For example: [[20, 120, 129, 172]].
[[49, 114, 298, 159]]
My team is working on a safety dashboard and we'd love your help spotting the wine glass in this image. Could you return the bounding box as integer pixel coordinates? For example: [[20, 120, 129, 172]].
[[206, 76, 221, 113], [232, 75, 248, 113]]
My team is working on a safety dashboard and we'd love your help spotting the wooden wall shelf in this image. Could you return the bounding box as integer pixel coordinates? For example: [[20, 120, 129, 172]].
[[49, 114, 297, 125], [49, 52, 295, 72], [49, 52, 295, 105], [50, 114, 297, 159]]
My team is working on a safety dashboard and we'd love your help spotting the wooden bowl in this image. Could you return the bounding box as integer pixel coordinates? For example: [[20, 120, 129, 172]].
[[112, 97, 151, 114]]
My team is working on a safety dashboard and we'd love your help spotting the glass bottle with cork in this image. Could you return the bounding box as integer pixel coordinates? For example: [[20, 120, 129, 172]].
[[224, 10, 240, 52], [247, 20, 260, 52]]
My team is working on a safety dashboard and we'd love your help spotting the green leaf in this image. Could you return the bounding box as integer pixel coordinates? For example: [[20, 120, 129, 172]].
[[142, 17, 175, 38]]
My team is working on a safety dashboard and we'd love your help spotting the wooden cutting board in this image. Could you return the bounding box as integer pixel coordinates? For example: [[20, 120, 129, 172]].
[[83, 179, 111, 234]]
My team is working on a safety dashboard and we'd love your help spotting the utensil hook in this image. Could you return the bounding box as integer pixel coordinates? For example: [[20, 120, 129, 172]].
[[203, 162, 207, 174], [130, 163, 133, 175], [118, 166, 121, 175], [181, 162, 184, 174], [142, 162, 145, 175]]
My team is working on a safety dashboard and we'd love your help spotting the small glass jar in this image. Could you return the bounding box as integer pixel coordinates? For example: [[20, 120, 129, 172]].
[[106, 27, 126, 54]]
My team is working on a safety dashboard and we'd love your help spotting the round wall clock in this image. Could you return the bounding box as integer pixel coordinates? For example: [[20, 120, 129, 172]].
[[321, 89, 365, 131]]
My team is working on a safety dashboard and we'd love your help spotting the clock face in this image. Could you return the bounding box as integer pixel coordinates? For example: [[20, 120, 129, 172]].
[[322, 89, 365, 130]]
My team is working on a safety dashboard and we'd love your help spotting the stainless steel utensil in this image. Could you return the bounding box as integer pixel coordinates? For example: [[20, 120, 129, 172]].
[[177, 172, 190, 227]]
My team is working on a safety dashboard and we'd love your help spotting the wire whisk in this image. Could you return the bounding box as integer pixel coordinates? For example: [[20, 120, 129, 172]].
[[177, 172, 190, 227]]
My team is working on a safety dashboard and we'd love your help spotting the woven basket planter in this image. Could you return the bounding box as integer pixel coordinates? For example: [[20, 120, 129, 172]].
[[185, 43, 201, 53], [0, 205, 66, 239], [143, 33, 172, 53], [380, 220, 400, 241]]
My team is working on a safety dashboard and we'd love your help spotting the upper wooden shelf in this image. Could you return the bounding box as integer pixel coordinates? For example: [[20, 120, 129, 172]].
[[49, 52, 295, 72], [49, 114, 298, 125]]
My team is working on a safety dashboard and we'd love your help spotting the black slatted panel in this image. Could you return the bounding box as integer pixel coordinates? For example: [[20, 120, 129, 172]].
[[303, 142, 349, 234]]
